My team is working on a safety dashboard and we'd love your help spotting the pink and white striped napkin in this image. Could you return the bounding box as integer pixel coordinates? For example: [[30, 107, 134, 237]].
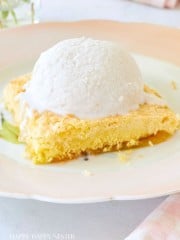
[[132, 0, 179, 8], [126, 194, 180, 240]]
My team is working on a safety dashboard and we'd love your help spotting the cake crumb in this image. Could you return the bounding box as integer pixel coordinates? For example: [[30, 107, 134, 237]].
[[176, 113, 180, 120], [148, 140, 154, 146], [126, 139, 138, 147], [103, 147, 108, 152], [82, 169, 93, 176], [171, 80, 177, 90], [176, 114, 180, 129], [118, 150, 133, 162]]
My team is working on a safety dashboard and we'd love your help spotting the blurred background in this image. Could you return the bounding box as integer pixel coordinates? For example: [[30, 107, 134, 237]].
[[0, 0, 180, 28], [40, 0, 180, 27]]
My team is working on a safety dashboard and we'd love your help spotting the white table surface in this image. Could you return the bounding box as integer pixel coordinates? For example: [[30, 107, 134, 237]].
[[0, 1, 180, 239]]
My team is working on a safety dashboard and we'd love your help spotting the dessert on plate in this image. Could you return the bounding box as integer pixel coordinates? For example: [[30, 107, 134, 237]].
[[3, 37, 179, 163]]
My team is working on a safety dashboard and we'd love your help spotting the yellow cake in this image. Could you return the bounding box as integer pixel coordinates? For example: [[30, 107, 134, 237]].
[[3, 74, 179, 164]]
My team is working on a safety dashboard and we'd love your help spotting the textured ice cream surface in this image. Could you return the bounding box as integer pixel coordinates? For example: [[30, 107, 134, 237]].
[[21, 37, 164, 119]]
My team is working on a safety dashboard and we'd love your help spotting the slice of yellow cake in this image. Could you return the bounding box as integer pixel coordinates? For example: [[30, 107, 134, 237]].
[[3, 74, 179, 164]]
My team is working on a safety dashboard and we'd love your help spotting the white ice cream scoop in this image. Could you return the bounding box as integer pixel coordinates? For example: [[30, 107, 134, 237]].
[[21, 37, 163, 119]]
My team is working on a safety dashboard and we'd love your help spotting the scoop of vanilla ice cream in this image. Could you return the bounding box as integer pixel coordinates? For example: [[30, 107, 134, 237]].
[[21, 37, 160, 119]]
